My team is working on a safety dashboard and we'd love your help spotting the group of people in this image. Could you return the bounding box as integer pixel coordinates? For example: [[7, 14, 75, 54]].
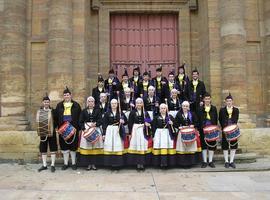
[[36, 65, 240, 173]]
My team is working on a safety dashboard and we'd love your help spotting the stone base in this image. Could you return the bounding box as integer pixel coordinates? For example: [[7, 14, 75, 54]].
[[0, 128, 270, 162]]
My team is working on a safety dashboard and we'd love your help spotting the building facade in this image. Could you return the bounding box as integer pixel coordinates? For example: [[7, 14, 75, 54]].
[[0, 0, 269, 130]]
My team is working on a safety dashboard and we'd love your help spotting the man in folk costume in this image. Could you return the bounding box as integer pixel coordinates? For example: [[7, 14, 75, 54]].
[[198, 92, 218, 168], [175, 64, 190, 100], [129, 66, 142, 99], [102, 99, 127, 170], [78, 96, 103, 170], [174, 101, 201, 168], [152, 103, 176, 168], [55, 87, 81, 170], [152, 65, 168, 103], [188, 69, 206, 113], [127, 98, 152, 170], [143, 85, 160, 120], [166, 71, 180, 100], [119, 69, 132, 98], [36, 94, 57, 173], [219, 93, 239, 169], [139, 71, 153, 98], [104, 68, 120, 101], [92, 74, 106, 103]]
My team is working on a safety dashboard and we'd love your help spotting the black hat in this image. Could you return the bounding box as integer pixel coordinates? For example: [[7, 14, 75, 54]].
[[168, 71, 175, 76], [225, 92, 233, 100], [192, 68, 199, 74], [156, 64, 162, 72], [133, 66, 140, 72], [203, 92, 211, 98], [122, 68, 128, 77], [143, 71, 149, 76], [109, 68, 115, 74], [63, 86, 71, 94], [98, 73, 104, 82], [42, 92, 50, 101]]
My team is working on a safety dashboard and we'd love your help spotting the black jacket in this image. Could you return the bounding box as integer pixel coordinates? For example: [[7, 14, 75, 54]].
[[79, 108, 102, 131], [55, 100, 82, 130], [219, 106, 239, 129], [198, 105, 218, 128]]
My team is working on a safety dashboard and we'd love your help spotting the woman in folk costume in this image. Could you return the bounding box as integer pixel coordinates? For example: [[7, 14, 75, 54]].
[[198, 92, 218, 168], [219, 93, 239, 169], [78, 96, 103, 170], [127, 98, 152, 171], [143, 86, 160, 120], [92, 74, 106, 103], [36, 94, 57, 173], [129, 66, 142, 99], [96, 92, 110, 118], [102, 98, 127, 169], [152, 103, 176, 168], [174, 101, 201, 168], [55, 87, 81, 170], [167, 88, 183, 118], [175, 64, 190, 100]]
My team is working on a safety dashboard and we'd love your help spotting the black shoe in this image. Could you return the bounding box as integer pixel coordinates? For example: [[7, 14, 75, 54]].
[[224, 162, 230, 168], [61, 164, 69, 170], [71, 164, 77, 170], [51, 166, 56, 173], [92, 165, 97, 170], [230, 162, 236, 169], [86, 165, 91, 171], [38, 166, 47, 172], [209, 162, 215, 168], [201, 162, 208, 168]]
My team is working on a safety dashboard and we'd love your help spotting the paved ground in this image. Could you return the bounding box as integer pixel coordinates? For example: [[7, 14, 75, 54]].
[[1, 158, 270, 200]]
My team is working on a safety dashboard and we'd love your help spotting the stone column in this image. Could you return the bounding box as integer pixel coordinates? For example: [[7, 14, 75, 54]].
[[264, 0, 270, 125], [219, 0, 253, 127], [47, 0, 73, 102], [0, 0, 27, 116]]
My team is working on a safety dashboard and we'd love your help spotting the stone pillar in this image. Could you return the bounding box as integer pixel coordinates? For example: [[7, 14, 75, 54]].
[[219, 0, 253, 127], [0, 0, 27, 116], [47, 0, 73, 102], [264, 0, 270, 125]]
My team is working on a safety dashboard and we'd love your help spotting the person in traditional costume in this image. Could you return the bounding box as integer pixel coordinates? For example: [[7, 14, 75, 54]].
[[102, 99, 127, 170], [119, 69, 132, 97], [92, 74, 106, 103], [129, 66, 142, 99], [36, 94, 57, 173], [96, 92, 110, 118], [55, 87, 81, 170], [166, 71, 180, 99], [219, 93, 239, 169], [105, 68, 120, 101], [152, 103, 176, 168], [120, 87, 135, 120], [174, 101, 201, 168], [167, 88, 183, 118], [139, 71, 153, 98], [78, 96, 103, 170], [188, 69, 206, 113], [143, 86, 160, 120], [198, 92, 218, 168], [127, 98, 152, 170], [175, 64, 189, 100], [152, 65, 168, 103]]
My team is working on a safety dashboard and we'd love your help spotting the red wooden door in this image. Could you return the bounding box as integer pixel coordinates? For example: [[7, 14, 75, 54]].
[[110, 14, 179, 79]]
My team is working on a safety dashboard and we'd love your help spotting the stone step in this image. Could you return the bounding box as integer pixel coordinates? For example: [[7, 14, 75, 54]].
[[0, 124, 29, 131], [213, 152, 257, 164], [0, 116, 27, 122]]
